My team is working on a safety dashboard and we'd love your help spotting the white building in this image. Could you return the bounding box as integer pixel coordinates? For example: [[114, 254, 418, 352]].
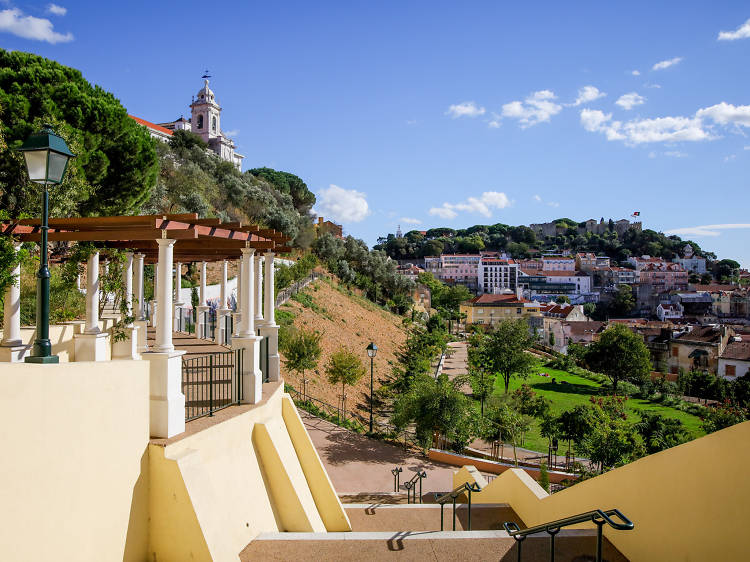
[[542, 255, 576, 271], [657, 302, 684, 321], [130, 79, 245, 171], [478, 256, 519, 294], [674, 244, 707, 274]]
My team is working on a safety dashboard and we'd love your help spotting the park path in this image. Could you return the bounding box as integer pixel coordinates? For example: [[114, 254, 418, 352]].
[[441, 341, 471, 392], [300, 410, 457, 494]]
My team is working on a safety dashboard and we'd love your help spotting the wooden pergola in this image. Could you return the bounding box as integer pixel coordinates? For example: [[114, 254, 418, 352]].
[[0, 213, 293, 261]]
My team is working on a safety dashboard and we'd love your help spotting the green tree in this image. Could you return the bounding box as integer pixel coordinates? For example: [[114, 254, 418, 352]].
[[558, 405, 592, 457], [578, 400, 644, 472], [325, 348, 366, 408], [583, 302, 596, 317], [700, 273, 713, 285], [487, 404, 532, 465], [474, 319, 536, 394], [701, 402, 747, 434], [584, 324, 651, 391], [539, 460, 550, 493], [612, 284, 635, 316], [0, 50, 158, 217], [247, 167, 316, 214], [540, 414, 561, 450], [469, 366, 495, 417], [392, 373, 475, 452], [634, 412, 688, 454], [555, 295, 571, 304], [510, 384, 550, 418], [281, 328, 322, 387]]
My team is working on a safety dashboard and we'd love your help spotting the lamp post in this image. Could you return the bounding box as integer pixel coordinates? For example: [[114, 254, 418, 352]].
[[366, 342, 378, 433], [18, 124, 75, 364]]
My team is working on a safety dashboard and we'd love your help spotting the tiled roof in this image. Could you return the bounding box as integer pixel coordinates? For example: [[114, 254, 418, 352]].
[[564, 321, 606, 337], [129, 115, 174, 136], [692, 284, 739, 292], [469, 294, 528, 305], [673, 325, 724, 343], [721, 340, 750, 361]]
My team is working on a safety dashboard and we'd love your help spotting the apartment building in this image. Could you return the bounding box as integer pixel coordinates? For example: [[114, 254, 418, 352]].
[[424, 254, 480, 291], [542, 255, 576, 271], [460, 293, 542, 327], [478, 256, 519, 294]]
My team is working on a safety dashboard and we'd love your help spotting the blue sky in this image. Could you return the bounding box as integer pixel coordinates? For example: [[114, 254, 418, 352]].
[[2, 1, 749, 265]]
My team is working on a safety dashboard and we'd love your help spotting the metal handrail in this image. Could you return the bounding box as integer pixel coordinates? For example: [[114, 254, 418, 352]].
[[435, 481, 482, 531], [403, 470, 427, 504], [503, 508, 634, 562], [391, 467, 403, 492]]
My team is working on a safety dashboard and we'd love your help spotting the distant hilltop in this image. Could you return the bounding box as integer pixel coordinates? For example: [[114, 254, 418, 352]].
[[529, 217, 642, 238]]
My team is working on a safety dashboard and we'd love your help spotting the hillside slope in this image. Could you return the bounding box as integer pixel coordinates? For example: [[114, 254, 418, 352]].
[[279, 277, 407, 416]]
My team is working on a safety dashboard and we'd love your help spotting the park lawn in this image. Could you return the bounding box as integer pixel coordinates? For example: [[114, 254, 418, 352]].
[[490, 362, 705, 454]]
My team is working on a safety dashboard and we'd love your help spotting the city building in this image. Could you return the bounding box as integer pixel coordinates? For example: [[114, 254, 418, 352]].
[[478, 256, 519, 294], [592, 266, 637, 288], [656, 302, 683, 322], [667, 325, 734, 374], [424, 254, 481, 291], [718, 338, 750, 379], [315, 216, 344, 238], [460, 293, 542, 327], [673, 244, 707, 274], [541, 255, 576, 271], [395, 263, 424, 282], [130, 79, 244, 170], [637, 262, 689, 293]]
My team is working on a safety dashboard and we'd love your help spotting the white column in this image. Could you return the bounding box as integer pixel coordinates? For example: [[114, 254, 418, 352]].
[[75, 274, 81, 291], [233, 246, 264, 404], [264, 252, 276, 326], [134, 253, 145, 321], [260, 251, 280, 381], [75, 251, 108, 361], [123, 252, 134, 322], [154, 239, 175, 353], [150, 265, 158, 328], [85, 251, 101, 334], [1, 244, 24, 361], [196, 261, 209, 339], [216, 259, 230, 345], [239, 248, 255, 337], [232, 259, 242, 337], [254, 254, 264, 327]]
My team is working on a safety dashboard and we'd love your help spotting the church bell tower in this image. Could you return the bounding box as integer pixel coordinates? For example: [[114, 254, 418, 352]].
[[190, 79, 221, 144]]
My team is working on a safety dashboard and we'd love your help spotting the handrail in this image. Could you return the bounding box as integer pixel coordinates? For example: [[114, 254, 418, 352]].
[[503, 508, 634, 562], [403, 470, 427, 504], [391, 467, 403, 492], [434, 481, 482, 531]]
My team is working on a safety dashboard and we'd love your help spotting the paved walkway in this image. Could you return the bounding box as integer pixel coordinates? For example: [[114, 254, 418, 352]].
[[301, 411, 458, 495], [441, 342, 469, 392]]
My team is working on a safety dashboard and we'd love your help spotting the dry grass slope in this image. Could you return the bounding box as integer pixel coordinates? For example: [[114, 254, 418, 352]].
[[279, 278, 407, 415]]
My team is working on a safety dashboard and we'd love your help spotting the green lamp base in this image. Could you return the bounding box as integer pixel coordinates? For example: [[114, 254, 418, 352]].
[[24, 355, 60, 364]]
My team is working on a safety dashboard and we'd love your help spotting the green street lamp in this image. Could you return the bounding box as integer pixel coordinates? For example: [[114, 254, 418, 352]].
[[18, 124, 75, 364], [366, 342, 378, 433]]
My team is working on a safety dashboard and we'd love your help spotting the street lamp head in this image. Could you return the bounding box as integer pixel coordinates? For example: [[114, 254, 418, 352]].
[[366, 342, 378, 358], [17, 124, 75, 185]]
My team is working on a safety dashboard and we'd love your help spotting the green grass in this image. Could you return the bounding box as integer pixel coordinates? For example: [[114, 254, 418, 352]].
[[489, 362, 705, 453]]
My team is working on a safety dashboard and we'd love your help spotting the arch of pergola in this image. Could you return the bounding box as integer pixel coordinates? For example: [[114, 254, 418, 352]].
[[1, 213, 292, 437]]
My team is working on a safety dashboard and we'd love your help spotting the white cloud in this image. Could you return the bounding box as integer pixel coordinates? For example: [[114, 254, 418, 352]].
[[533, 194, 559, 207], [501, 90, 562, 128], [223, 129, 239, 137], [581, 108, 714, 144], [570, 85, 606, 106], [446, 101, 485, 119], [664, 151, 687, 158], [648, 151, 657, 159], [615, 92, 646, 110], [488, 112, 502, 128], [666, 223, 750, 237], [745, 146, 750, 150], [429, 191, 511, 219], [314, 184, 371, 224], [718, 18, 750, 41], [696, 102, 750, 128], [47, 4, 67, 16], [644, 83, 661, 89], [725, 154, 736, 162], [0, 8, 73, 43], [631, 70, 641, 76], [405, 119, 417, 125], [400, 217, 421, 225], [652, 57, 682, 70]]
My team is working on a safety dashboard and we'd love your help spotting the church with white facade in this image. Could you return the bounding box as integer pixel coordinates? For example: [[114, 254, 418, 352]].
[[129, 79, 244, 170]]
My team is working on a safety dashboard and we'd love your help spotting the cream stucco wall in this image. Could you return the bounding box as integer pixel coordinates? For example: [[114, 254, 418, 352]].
[[148, 384, 350, 561], [453, 421, 750, 562], [1, 319, 119, 362], [0, 360, 150, 562]]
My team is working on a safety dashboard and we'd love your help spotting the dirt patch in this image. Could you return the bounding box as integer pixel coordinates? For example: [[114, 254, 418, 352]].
[[279, 278, 407, 415]]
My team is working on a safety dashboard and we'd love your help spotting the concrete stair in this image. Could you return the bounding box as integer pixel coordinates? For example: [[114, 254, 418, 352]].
[[344, 503, 519, 532], [241, 529, 628, 561]]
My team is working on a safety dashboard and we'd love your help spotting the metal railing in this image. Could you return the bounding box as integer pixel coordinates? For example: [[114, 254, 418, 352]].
[[223, 313, 233, 346], [275, 271, 325, 307], [181, 349, 244, 422], [176, 306, 195, 334], [403, 470, 427, 504], [199, 308, 216, 341], [503, 508, 634, 562], [435, 481, 482, 531], [286, 386, 369, 433], [391, 467, 403, 492]]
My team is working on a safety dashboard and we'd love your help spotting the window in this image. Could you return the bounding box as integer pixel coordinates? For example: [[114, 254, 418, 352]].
[[197, 114, 203, 129], [726, 365, 736, 377], [212, 116, 217, 133], [671, 346, 679, 357], [517, 308, 522, 314]]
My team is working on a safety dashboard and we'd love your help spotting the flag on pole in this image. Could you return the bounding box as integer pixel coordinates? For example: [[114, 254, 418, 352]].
[[632, 211, 640, 216]]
